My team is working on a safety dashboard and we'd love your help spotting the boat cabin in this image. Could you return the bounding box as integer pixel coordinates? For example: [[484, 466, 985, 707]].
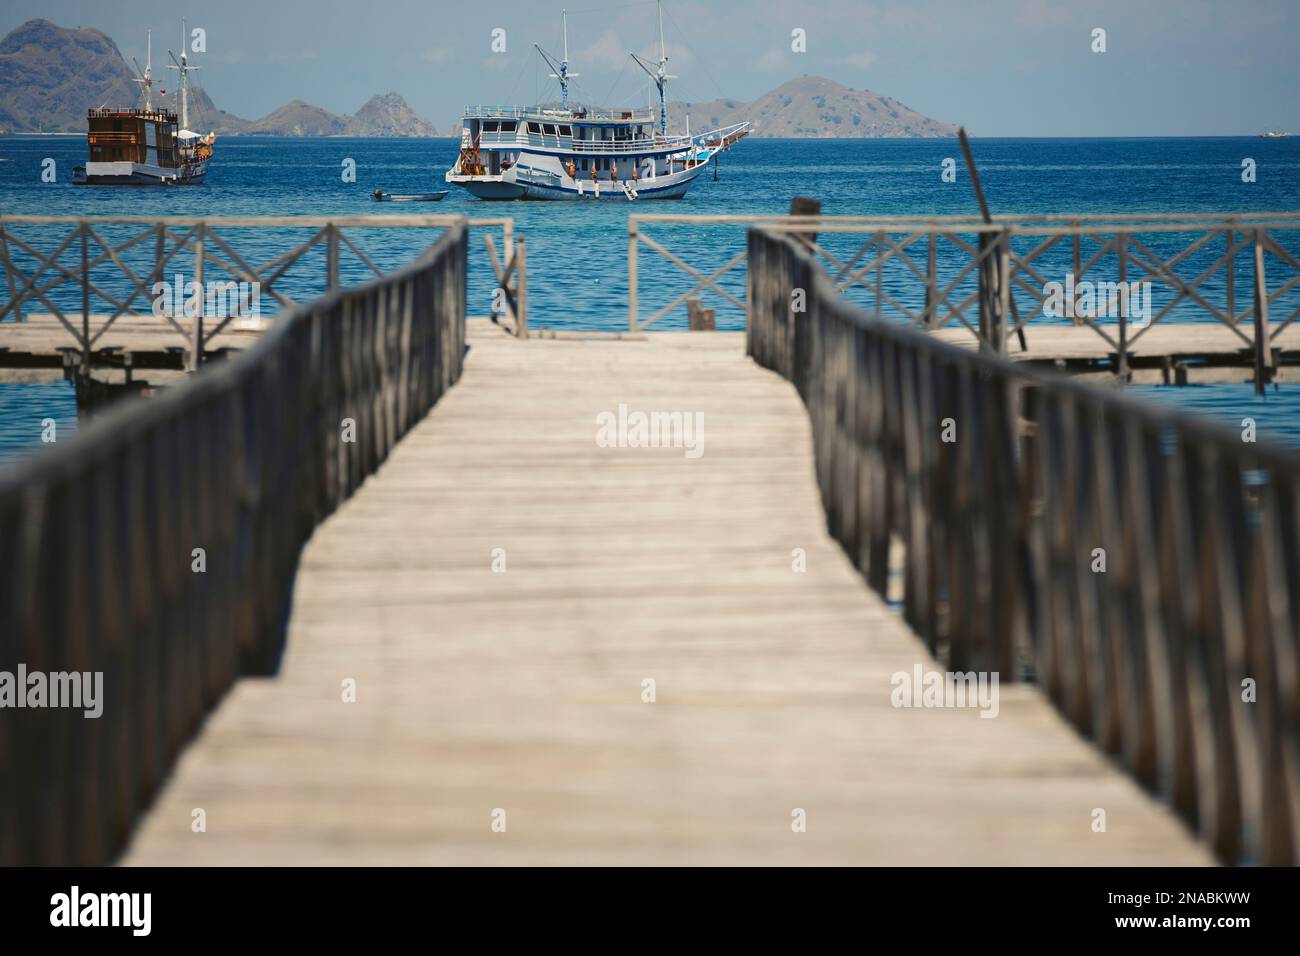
[[460, 107, 697, 179], [86, 108, 180, 168]]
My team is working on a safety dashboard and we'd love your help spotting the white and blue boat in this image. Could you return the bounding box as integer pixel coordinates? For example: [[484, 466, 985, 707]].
[[446, 3, 748, 201]]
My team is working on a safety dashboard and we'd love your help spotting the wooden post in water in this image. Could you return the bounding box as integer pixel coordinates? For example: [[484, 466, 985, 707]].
[[1253, 228, 1273, 395], [686, 297, 716, 331], [788, 196, 820, 247], [959, 127, 1025, 353]]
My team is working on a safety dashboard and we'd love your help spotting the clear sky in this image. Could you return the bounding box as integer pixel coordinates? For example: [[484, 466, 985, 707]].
[[5, 0, 1298, 135]]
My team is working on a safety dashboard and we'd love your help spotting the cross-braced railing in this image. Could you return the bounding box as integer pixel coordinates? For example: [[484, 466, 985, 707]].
[[0, 215, 516, 370], [748, 224, 1300, 866], [0, 221, 468, 865], [630, 212, 1300, 386]]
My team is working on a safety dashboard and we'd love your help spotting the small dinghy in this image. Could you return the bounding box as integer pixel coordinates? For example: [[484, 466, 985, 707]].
[[372, 189, 449, 202]]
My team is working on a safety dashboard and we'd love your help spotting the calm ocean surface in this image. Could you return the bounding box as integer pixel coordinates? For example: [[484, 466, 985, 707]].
[[2, 134, 1299, 459]]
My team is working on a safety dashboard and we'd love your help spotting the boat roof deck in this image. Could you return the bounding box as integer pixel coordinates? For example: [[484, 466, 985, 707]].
[[465, 105, 656, 125]]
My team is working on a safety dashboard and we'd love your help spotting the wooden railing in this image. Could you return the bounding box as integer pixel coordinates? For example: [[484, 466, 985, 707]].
[[748, 226, 1300, 865], [0, 214, 517, 366], [631, 213, 1300, 386], [0, 221, 468, 865]]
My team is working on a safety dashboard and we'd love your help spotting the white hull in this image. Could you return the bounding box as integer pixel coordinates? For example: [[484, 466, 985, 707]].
[[74, 159, 208, 186], [448, 150, 710, 201]]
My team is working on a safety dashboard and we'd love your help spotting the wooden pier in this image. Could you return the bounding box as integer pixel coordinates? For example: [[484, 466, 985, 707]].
[[0, 313, 262, 385], [120, 318, 1208, 865], [934, 322, 1300, 384], [629, 211, 1300, 389], [3, 213, 1298, 867]]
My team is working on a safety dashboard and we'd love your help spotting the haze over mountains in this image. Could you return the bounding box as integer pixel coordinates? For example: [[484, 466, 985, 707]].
[[669, 76, 956, 138], [0, 20, 440, 135], [0, 18, 955, 138]]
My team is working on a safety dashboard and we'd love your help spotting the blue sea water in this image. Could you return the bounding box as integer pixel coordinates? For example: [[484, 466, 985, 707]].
[[1, 134, 1299, 460]]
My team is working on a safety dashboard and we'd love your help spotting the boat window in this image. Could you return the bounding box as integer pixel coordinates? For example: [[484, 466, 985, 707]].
[[542, 123, 557, 136], [558, 125, 572, 136], [527, 122, 541, 134], [500, 121, 517, 132], [483, 121, 499, 132]]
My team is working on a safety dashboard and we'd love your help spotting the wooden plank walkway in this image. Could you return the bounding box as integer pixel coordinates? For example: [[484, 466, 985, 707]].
[[122, 319, 1210, 865], [0, 313, 263, 383], [934, 322, 1300, 383]]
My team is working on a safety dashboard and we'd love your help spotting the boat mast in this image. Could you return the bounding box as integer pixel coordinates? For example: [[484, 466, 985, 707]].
[[132, 30, 156, 112], [167, 19, 199, 129], [630, 0, 675, 134], [535, 10, 579, 111]]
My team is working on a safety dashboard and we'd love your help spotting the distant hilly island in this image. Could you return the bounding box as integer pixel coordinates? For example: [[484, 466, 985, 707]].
[[0, 18, 956, 138]]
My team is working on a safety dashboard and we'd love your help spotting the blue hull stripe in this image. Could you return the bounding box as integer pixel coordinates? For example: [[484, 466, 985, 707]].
[[521, 178, 691, 199]]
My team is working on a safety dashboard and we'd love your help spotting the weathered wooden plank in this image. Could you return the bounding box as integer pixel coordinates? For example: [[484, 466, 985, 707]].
[[124, 321, 1208, 866]]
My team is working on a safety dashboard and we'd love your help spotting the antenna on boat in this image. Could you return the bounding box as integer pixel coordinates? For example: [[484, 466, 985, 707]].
[[132, 30, 156, 112], [535, 10, 579, 110], [167, 18, 198, 129], [630, 0, 675, 134]]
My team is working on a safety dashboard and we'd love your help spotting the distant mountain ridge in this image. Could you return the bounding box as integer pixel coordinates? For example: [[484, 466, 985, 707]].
[[0, 19, 442, 136], [0, 19, 137, 133], [669, 76, 956, 138], [0, 19, 955, 139]]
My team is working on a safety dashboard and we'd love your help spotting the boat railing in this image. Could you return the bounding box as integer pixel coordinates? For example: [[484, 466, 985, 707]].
[[477, 130, 691, 154], [479, 132, 524, 148], [571, 135, 692, 154], [87, 107, 177, 122], [694, 121, 752, 149], [87, 132, 139, 145], [463, 104, 656, 123], [465, 106, 534, 119]]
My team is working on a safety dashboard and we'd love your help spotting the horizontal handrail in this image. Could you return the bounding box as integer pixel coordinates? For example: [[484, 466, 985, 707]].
[[631, 211, 1300, 228], [0, 214, 467, 227], [747, 224, 1300, 865], [0, 216, 517, 366], [464, 105, 655, 122], [627, 213, 1300, 373], [0, 219, 469, 865]]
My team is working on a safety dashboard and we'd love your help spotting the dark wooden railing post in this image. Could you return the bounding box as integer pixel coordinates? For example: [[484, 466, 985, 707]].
[[1225, 225, 1236, 325], [745, 223, 1300, 867], [1253, 228, 1273, 395], [326, 222, 340, 292], [190, 222, 206, 371], [1116, 231, 1129, 381], [0, 219, 469, 866], [80, 221, 90, 378], [924, 231, 937, 329]]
